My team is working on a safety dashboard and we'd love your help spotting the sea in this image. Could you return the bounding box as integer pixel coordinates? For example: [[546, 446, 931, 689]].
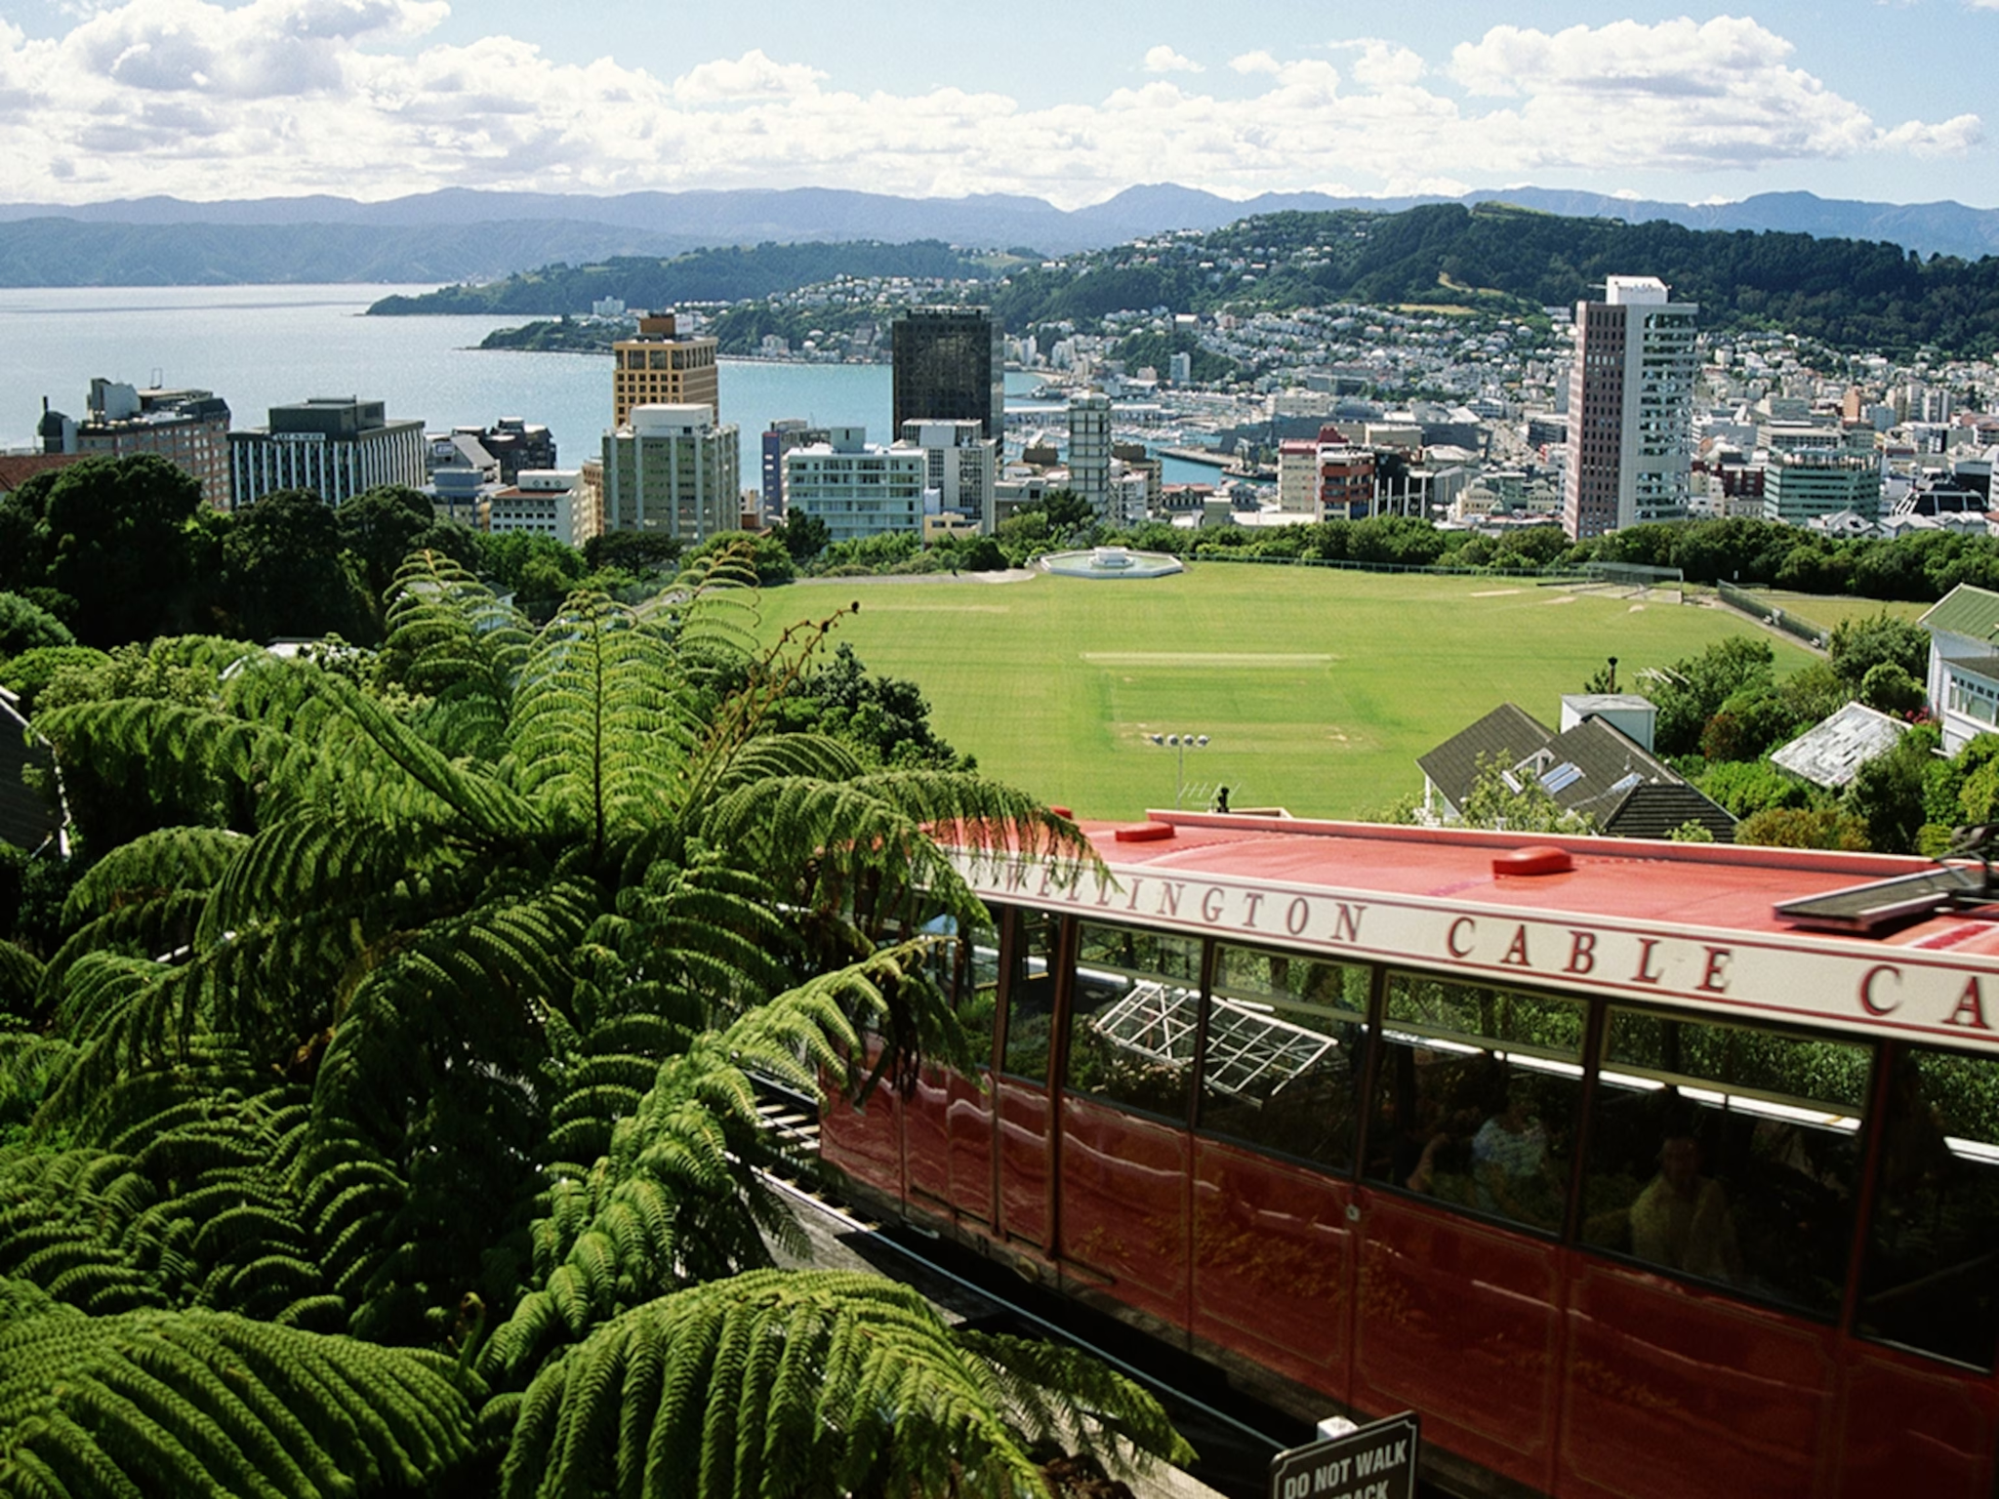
[[0, 284, 1220, 492]]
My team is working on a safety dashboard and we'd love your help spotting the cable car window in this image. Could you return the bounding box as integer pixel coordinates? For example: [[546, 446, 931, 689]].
[[1582, 1009, 1870, 1320], [1364, 973, 1585, 1234], [1063, 920, 1205, 1119], [919, 912, 1000, 1067], [1859, 1047, 1999, 1369], [999, 908, 1062, 1082], [1199, 944, 1369, 1173]]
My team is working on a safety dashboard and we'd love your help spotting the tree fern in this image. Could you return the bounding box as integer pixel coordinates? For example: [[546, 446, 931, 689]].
[[0, 945, 41, 1023], [0, 1297, 479, 1497], [16, 557, 1161, 1497], [509, 592, 702, 859], [496, 1268, 1190, 1498], [382, 550, 532, 761]]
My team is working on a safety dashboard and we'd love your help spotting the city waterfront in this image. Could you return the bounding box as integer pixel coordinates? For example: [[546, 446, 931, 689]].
[[0, 285, 1217, 492]]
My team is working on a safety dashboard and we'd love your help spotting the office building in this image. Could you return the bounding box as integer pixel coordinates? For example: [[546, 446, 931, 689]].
[[40, 379, 233, 511], [464, 418, 556, 484], [228, 396, 426, 509], [600, 405, 740, 543], [892, 308, 1003, 443], [1317, 442, 1378, 521], [1066, 393, 1111, 518], [1561, 277, 1698, 540], [1113, 441, 1162, 516], [489, 469, 596, 548], [613, 312, 719, 428], [763, 419, 829, 515], [900, 419, 997, 532], [1763, 451, 1883, 526], [783, 428, 928, 544], [1277, 439, 1319, 514]]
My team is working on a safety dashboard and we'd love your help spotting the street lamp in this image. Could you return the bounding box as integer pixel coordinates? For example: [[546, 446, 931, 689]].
[[1147, 732, 1209, 808]]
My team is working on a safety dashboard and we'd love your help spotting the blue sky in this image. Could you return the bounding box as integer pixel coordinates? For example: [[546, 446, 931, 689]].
[[4, 0, 1994, 208]]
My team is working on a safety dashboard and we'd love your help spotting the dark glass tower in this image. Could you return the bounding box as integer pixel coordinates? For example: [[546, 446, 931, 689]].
[[891, 307, 1003, 444]]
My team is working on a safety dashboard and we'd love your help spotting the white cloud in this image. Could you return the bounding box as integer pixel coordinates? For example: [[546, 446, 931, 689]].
[[1142, 44, 1200, 74], [0, 7, 1978, 207], [672, 49, 826, 105], [1878, 113, 1983, 156]]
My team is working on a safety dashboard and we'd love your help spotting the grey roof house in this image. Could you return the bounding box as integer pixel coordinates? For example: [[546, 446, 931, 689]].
[[1417, 695, 1737, 842]]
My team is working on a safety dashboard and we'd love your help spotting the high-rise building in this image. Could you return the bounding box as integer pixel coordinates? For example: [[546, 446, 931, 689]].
[[1113, 441, 1162, 516], [1317, 443, 1377, 521], [1562, 276, 1698, 541], [1066, 393, 1111, 518], [763, 419, 829, 515], [600, 405, 740, 543], [891, 308, 1003, 444], [228, 396, 426, 510], [784, 427, 928, 544], [899, 419, 997, 532], [612, 312, 719, 428], [1277, 439, 1319, 514], [40, 379, 234, 511], [1762, 451, 1883, 526]]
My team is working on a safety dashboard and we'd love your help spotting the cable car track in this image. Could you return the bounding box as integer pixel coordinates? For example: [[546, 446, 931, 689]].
[[752, 1091, 1309, 1498]]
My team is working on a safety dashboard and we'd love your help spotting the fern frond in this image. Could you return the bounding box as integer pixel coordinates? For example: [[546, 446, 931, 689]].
[[61, 826, 247, 930], [0, 1305, 479, 1498], [0, 944, 43, 1022], [383, 550, 532, 761], [499, 1270, 1072, 1499], [957, 1328, 1198, 1476], [509, 593, 704, 854]]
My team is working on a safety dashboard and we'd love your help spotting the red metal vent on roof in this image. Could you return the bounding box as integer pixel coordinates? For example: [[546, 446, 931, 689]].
[[1493, 845, 1573, 877], [1114, 821, 1176, 843]]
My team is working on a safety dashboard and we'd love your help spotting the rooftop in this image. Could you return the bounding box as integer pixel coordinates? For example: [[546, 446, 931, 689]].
[[953, 812, 1999, 1055]]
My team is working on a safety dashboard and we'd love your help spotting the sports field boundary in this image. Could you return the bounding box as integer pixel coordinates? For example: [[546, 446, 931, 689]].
[[1715, 581, 1833, 650], [1164, 552, 1601, 582]]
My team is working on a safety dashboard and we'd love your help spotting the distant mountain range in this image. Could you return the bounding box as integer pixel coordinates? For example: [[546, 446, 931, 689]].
[[0, 184, 1995, 286]]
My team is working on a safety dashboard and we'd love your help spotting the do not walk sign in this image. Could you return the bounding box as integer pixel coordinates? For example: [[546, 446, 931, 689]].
[[1270, 1411, 1419, 1500]]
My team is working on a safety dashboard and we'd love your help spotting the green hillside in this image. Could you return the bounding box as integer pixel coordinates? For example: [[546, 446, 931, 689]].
[[987, 201, 1999, 357]]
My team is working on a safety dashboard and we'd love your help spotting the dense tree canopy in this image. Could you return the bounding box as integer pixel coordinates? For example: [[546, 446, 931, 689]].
[[0, 455, 207, 647]]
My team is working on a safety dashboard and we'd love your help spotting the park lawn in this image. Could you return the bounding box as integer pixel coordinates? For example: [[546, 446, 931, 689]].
[[1745, 590, 1930, 630], [763, 565, 1817, 822]]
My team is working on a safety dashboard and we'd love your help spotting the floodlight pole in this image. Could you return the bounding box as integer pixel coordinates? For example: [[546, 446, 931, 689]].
[[1147, 732, 1210, 808]]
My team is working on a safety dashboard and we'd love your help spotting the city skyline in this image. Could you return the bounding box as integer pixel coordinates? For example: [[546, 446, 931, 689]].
[[1, 1, 1994, 213]]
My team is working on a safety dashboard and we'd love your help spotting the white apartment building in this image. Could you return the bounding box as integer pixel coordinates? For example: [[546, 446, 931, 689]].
[[784, 428, 929, 543], [600, 404, 740, 543], [898, 419, 998, 533], [489, 469, 598, 548], [1562, 276, 1699, 540]]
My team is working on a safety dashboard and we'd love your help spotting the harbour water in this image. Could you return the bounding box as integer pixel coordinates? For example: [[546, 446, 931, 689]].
[[0, 284, 1217, 492]]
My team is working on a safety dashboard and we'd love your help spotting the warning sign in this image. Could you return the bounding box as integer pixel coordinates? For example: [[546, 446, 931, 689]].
[[1269, 1411, 1419, 1500]]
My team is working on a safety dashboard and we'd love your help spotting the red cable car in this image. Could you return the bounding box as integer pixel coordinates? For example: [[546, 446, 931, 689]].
[[821, 811, 1999, 1496]]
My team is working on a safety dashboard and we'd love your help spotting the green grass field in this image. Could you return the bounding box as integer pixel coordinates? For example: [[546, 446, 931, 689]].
[[1742, 591, 1929, 630], [763, 565, 1819, 821]]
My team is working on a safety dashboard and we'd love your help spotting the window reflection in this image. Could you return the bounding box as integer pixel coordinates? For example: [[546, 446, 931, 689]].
[[1198, 944, 1369, 1173], [1860, 1048, 1999, 1368], [1583, 1010, 1869, 1319], [1000, 908, 1062, 1082], [1063, 921, 1204, 1118], [1365, 973, 1585, 1234]]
